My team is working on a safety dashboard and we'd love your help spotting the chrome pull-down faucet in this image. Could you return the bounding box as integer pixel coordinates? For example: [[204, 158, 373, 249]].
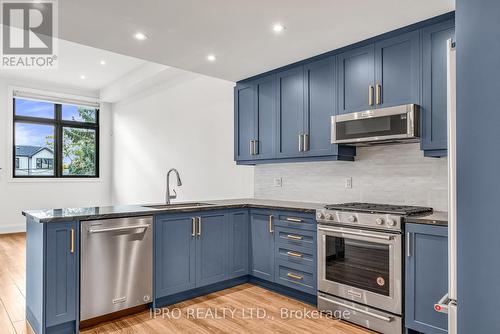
[[166, 168, 182, 204]]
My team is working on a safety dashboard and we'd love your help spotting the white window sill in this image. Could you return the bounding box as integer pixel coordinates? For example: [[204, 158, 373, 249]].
[[6, 177, 103, 184]]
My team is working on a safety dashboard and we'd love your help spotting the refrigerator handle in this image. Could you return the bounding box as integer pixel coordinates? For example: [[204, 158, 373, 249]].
[[434, 293, 450, 314]]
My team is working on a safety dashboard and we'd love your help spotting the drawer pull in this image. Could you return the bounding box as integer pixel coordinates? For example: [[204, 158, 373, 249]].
[[286, 251, 303, 258], [287, 272, 303, 280], [269, 215, 274, 233], [286, 234, 303, 240], [286, 217, 302, 223]]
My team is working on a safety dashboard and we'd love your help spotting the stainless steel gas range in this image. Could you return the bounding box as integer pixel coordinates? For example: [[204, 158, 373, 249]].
[[316, 203, 432, 334]]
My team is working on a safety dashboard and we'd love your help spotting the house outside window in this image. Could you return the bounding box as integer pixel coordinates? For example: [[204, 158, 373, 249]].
[[13, 93, 99, 178]]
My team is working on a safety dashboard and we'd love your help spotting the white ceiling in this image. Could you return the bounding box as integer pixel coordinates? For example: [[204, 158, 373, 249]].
[[0, 39, 146, 91], [58, 0, 455, 82]]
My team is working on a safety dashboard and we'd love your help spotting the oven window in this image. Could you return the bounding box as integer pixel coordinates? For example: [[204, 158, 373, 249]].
[[325, 235, 390, 296], [336, 114, 408, 140]]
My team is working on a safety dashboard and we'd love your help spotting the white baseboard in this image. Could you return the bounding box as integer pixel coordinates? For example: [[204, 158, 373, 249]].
[[0, 223, 26, 234]]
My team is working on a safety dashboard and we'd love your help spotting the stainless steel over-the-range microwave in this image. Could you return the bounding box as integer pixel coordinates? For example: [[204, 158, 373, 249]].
[[331, 104, 420, 146]]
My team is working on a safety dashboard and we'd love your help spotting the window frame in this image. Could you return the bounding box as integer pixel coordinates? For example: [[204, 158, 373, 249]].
[[13, 98, 100, 178]]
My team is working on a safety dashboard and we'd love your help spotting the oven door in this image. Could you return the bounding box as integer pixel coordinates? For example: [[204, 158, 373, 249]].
[[317, 225, 402, 314], [331, 104, 419, 144]]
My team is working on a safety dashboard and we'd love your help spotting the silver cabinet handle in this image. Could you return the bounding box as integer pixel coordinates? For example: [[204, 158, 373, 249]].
[[376, 83, 382, 105], [286, 217, 302, 223], [269, 215, 274, 233], [88, 224, 150, 234], [406, 232, 412, 257], [250, 140, 253, 155], [368, 85, 374, 106], [318, 295, 393, 322], [253, 140, 258, 155], [197, 217, 202, 236], [70, 228, 75, 254], [318, 226, 394, 240], [298, 134, 304, 152], [303, 133, 309, 151], [191, 217, 196, 237]]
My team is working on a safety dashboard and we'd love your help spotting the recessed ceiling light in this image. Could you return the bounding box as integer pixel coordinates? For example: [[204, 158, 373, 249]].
[[207, 54, 216, 62], [134, 32, 147, 41], [273, 23, 286, 33], [100, 60, 106, 66], [80, 75, 86, 80]]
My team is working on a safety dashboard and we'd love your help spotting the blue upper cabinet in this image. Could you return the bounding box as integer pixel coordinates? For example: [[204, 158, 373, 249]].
[[421, 20, 455, 157], [196, 212, 228, 287], [155, 214, 196, 297], [277, 67, 305, 158], [234, 83, 255, 161], [405, 223, 448, 334], [250, 211, 276, 282], [45, 221, 78, 328], [303, 57, 338, 157], [254, 75, 277, 160], [374, 30, 420, 108], [338, 44, 375, 114]]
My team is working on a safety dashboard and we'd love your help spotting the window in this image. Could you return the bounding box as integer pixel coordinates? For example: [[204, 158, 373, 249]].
[[13, 96, 99, 178], [36, 158, 53, 169]]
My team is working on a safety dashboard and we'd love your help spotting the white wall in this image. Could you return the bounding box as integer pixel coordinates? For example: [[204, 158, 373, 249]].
[[111, 68, 254, 205], [255, 143, 448, 211], [0, 77, 112, 233]]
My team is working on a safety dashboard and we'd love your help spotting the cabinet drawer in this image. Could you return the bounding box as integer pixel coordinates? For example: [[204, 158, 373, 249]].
[[275, 243, 316, 269], [275, 260, 316, 295], [274, 214, 316, 231], [275, 226, 316, 250]]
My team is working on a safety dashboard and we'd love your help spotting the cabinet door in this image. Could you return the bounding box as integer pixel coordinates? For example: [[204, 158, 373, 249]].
[[304, 57, 338, 157], [45, 222, 78, 327], [196, 212, 228, 287], [338, 44, 375, 114], [254, 75, 277, 160], [277, 67, 305, 158], [228, 210, 249, 278], [234, 83, 255, 161], [250, 212, 275, 281], [421, 20, 455, 154], [375, 30, 420, 108], [405, 224, 448, 334], [155, 214, 196, 297]]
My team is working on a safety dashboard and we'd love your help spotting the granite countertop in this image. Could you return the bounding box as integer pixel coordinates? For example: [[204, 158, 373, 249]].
[[22, 198, 324, 223], [404, 211, 448, 226]]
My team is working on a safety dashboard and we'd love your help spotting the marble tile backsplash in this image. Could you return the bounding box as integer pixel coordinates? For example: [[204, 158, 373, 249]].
[[254, 143, 448, 211]]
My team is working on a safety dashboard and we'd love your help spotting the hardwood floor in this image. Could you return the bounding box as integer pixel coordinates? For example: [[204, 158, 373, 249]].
[[0, 233, 373, 334]]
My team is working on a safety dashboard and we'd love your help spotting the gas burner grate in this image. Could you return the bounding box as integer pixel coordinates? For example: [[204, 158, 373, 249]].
[[324, 202, 433, 216]]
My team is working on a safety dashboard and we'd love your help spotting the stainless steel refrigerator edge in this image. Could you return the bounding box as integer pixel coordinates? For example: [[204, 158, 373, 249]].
[[80, 216, 153, 321], [446, 38, 458, 334]]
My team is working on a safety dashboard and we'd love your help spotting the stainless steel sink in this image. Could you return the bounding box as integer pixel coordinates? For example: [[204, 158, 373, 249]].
[[142, 202, 214, 210]]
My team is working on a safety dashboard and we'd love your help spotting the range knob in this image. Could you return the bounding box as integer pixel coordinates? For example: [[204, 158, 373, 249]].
[[316, 212, 325, 220], [386, 219, 396, 227], [326, 214, 334, 221], [348, 215, 357, 223], [375, 218, 385, 225]]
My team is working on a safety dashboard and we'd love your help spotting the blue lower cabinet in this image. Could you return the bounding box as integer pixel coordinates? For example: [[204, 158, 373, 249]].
[[26, 219, 78, 334], [196, 212, 229, 287], [155, 214, 196, 298], [250, 211, 276, 281], [405, 223, 448, 334], [275, 260, 316, 295], [228, 210, 250, 278]]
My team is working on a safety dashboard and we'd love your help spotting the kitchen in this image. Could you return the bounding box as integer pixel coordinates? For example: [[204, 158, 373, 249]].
[[0, 1, 498, 334]]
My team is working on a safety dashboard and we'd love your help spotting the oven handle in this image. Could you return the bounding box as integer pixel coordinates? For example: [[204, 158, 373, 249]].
[[318, 226, 394, 240], [318, 295, 393, 322]]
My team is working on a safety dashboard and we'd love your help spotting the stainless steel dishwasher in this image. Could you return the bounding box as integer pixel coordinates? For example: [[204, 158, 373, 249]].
[[80, 216, 153, 322]]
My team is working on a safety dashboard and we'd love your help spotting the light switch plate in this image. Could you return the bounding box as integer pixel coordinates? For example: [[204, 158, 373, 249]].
[[273, 177, 282, 187], [345, 177, 352, 189]]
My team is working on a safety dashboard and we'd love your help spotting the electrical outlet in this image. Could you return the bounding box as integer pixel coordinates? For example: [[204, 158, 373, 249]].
[[273, 177, 282, 187], [345, 177, 353, 189]]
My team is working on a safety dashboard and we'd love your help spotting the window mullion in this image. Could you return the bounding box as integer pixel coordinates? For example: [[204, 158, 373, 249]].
[[55, 104, 62, 177]]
